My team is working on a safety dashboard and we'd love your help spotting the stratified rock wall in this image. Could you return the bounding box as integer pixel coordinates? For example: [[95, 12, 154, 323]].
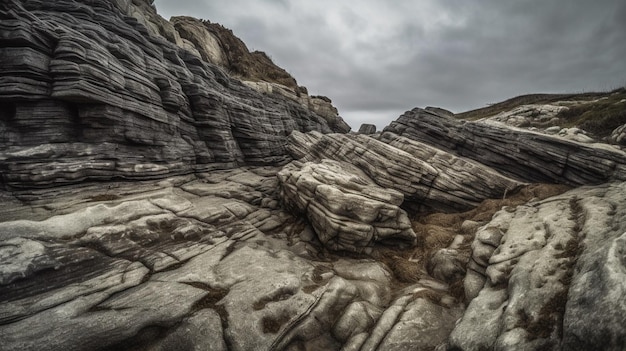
[[0, 0, 343, 189]]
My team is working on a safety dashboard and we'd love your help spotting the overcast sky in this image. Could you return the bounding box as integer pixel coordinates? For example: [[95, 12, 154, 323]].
[[154, 0, 626, 130]]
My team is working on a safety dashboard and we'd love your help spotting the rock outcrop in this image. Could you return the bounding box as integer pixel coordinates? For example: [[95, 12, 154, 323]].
[[1, 0, 626, 350], [0, 168, 464, 351], [385, 108, 626, 185], [166, 15, 349, 133], [278, 159, 416, 252], [611, 123, 626, 145], [358, 123, 377, 134], [450, 181, 626, 351], [0, 0, 346, 189], [286, 130, 523, 212]]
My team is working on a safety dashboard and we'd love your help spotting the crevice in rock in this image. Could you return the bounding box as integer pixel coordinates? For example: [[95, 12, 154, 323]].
[[213, 303, 234, 350], [189, 286, 229, 312]]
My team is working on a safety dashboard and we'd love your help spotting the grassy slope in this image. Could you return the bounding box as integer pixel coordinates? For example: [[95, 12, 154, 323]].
[[455, 87, 626, 138]]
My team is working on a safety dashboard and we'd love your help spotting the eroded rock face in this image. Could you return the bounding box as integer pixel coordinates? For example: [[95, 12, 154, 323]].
[[287, 130, 523, 212], [0, 0, 345, 189], [163, 15, 350, 134], [385, 108, 626, 185], [358, 123, 377, 134], [450, 182, 626, 350], [2, 1, 626, 350], [278, 159, 416, 252]]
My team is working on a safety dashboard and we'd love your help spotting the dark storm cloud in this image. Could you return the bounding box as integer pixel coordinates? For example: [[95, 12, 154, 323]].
[[154, 0, 626, 129]]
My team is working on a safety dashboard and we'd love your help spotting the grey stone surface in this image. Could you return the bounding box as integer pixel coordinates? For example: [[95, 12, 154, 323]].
[[2, 1, 626, 350], [384, 108, 626, 185], [287, 130, 523, 212], [610, 123, 626, 145], [358, 123, 377, 134], [0, 0, 346, 189], [450, 182, 626, 351], [278, 159, 416, 252]]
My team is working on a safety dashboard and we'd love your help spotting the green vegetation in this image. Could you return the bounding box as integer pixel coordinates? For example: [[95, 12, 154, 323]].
[[556, 88, 626, 138], [456, 88, 626, 126]]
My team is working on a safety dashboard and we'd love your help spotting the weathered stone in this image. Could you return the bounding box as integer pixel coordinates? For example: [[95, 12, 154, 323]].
[[153, 309, 227, 351], [610, 123, 626, 145], [384, 108, 626, 185], [483, 103, 567, 128], [358, 123, 376, 134], [376, 296, 464, 351], [450, 182, 626, 350], [0, 0, 347, 189], [287, 131, 523, 212], [278, 159, 416, 252], [170, 16, 226, 65], [2, 1, 626, 350]]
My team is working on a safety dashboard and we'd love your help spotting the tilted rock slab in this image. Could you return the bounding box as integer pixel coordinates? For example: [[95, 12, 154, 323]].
[[278, 159, 416, 252], [450, 181, 626, 350], [287, 130, 523, 212], [385, 108, 626, 185]]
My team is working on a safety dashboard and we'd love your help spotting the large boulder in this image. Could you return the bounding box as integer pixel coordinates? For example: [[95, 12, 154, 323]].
[[278, 159, 416, 252]]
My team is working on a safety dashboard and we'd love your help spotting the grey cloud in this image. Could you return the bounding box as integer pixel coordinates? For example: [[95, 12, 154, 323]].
[[154, 0, 626, 129]]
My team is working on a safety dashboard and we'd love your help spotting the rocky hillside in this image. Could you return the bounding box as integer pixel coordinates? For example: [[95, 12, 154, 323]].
[[1, 1, 626, 351], [454, 88, 626, 144]]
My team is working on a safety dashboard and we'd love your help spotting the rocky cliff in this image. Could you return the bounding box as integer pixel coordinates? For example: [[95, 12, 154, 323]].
[[1, 1, 626, 351], [0, 0, 348, 189]]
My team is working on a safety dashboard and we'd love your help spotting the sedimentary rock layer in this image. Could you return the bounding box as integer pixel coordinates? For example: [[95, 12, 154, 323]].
[[278, 159, 416, 252], [286, 130, 523, 212], [385, 108, 626, 185], [0, 0, 345, 189]]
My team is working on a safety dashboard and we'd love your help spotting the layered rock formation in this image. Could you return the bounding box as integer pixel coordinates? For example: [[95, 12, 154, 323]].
[[0, 0, 347, 189], [286, 130, 523, 212], [611, 123, 626, 145], [385, 108, 626, 185], [278, 159, 416, 252], [1, 0, 626, 350], [166, 14, 349, 132]]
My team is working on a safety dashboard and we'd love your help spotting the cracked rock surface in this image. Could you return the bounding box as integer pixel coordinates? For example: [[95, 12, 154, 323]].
[[0, 168, 462, 351]]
